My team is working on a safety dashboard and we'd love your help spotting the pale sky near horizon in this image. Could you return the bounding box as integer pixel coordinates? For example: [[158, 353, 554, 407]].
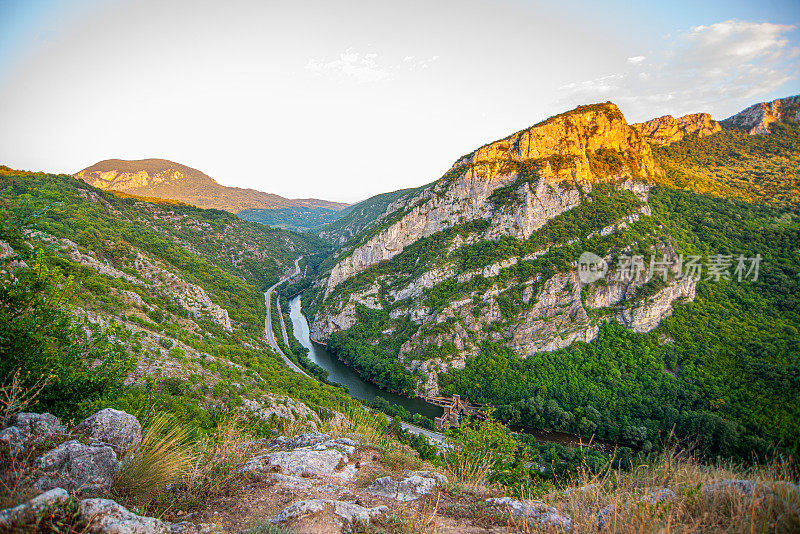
[[1, 0, 799, 203]]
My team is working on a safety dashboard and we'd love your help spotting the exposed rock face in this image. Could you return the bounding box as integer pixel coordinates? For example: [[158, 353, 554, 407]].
[[75, 408, 142, 456], [0, 412, 66, 456], [241, 395, 322, 431], [486, 497, 573, 531], [324, 103, 657, 297], [40, 234, 233, 331], [366, 470, 448, 501], [633, 113, 721, 146], [34, 440, 121, 493], [78, 498, 220, 534], [726, 95, 800, 134]]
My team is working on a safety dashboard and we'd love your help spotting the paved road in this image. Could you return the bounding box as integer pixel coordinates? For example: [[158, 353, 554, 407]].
[[264, 258, 311, 379], [264, 257, 449, 446]]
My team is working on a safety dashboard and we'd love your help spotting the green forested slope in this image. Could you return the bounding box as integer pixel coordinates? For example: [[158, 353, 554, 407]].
[[439, 187, 800, 461], [654, 122, 800, 204], [0, 167, 350, 429]]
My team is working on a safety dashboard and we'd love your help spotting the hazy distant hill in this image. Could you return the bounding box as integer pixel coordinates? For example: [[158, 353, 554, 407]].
[[75, 158, 347, 214]]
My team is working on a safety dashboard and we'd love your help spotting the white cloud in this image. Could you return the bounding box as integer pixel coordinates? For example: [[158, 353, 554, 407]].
[[559, 21, 799, 121], [305, 49, 438, 83], [305, 49, 393, 83]]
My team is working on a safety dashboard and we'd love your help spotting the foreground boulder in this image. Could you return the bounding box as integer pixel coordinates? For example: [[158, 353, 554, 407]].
[[0, 412, 66, 456], [75, 408, 142, 455], [241, 432, 359, 481], [487, 497, 573, 532], [34, 440, 120, 493], [80, 498, 166, 533], [0, 488, 69, 530], [271, 499, 387, 526], [366, 470, 448, 501], [1, 491, 218, 534]]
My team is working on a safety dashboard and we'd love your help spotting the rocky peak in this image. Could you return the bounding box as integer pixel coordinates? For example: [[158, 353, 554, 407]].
[[725, 95, 800, 135], [323, 102, 656, 296], [453, 102, 658, 183], [633, 112, 721, 146]]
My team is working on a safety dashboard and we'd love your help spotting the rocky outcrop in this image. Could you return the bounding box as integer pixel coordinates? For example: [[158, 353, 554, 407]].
[[40, 234, 233, 331], [75, 408, 142, 456], [726, 95, 800, 135], [633, 113, 721, 146], [323, 103, 657, 297], [366, 470, 448, 501], [241, 395, 322, 431], [270, 499, 387, 526], [0, 488, 70, 530], [1, 492, 219, 534], [34, 440, 121, 493], [0, 412, 66, 456], [80, 498, 167, 533], [386, 242, 696, 395], [240, 432, 359, 481], [487, 497, 573, 531]]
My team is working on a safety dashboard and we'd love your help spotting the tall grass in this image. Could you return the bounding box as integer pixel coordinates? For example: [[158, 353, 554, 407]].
[[443, 447, 493, 493], [112, 414, 196, 500], [186, 418, 257, 497], [542, 445, 800, 533], [324, 403, 397, 450]]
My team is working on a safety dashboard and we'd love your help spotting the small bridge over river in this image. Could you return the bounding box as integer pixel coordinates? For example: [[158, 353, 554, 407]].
[[424, 395, 486, 430]]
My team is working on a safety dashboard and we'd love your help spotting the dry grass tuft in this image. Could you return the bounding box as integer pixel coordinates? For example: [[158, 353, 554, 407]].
[[381, 448, 422, 473], [443, 446, 493, 494], [543, 445, 800, 533], [112, 413, 196, 500]]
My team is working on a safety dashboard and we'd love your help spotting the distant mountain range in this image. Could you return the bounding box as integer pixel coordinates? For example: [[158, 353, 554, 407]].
[[74, 158, 348, 215]]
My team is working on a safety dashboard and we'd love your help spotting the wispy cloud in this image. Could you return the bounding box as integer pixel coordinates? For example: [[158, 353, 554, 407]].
[[305, 49, 438, 83], [559, 21, 799, 120]]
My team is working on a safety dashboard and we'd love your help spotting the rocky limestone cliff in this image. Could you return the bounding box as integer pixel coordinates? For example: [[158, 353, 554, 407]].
[[324, 103, 657, 298], [726, 95, 800, 135], [390, 239, 696, 396], [633, 112, 721, 146], [310, 102, 702, 396]]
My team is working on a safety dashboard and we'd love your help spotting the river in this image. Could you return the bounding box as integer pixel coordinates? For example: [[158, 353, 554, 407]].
[[288, 296, 443, 421], [288, 295, 618, 452]]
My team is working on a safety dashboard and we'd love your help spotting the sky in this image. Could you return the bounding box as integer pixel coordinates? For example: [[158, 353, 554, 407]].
[[0, 0, 799, 203]]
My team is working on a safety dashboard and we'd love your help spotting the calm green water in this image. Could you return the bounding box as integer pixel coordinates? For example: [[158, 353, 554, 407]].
[[288, 296, 442, 421]]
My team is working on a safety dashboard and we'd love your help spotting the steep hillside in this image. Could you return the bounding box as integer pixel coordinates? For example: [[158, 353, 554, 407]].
[[317, 186, 426, 245], [725, 95, 800, 134], [238, 205, 344, 232], [0, 166, 346, 429], [654, 120, 800, 204], [301, 100, 800, 462], [75, 158, 347, 214]]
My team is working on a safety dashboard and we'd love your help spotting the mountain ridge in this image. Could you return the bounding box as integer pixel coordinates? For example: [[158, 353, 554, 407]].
[[75, 158, 348, 214]]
